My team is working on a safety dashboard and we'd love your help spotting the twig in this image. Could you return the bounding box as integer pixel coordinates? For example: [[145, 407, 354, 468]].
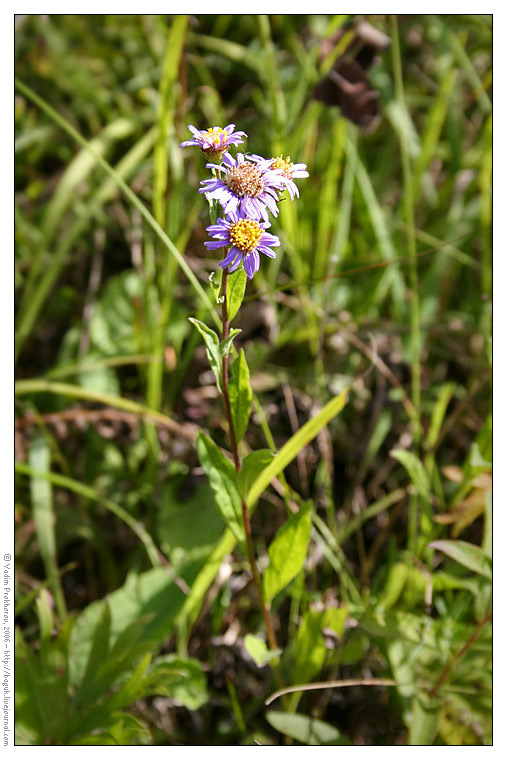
[[265, 678, 397, 706]]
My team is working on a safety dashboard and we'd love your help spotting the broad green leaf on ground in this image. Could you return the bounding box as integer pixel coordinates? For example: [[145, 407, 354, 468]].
[[188, 318, 223, 390], [264, 502, 312, 603], [247, 389, 348, 507], [69, 713, 151, 746], [266, 711, 350, 745], [70, 615, 154, 714], [196, 432, 245, 547], [148, 655, 208, 710], [15, 618, 73, 745], [226, 266, 247, 322], [80, 602, 111, 690], [69, 568, 186, 687], [228, 349, 252, 443], [390, 449, 432, 502], [158, 478, 224, 586], [244, 634, 281, 667], [408, 691, 441, 746], [428, 540, 492, 579]]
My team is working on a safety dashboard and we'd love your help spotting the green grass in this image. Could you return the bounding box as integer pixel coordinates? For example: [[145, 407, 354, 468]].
[[15, 14, 491, 747]]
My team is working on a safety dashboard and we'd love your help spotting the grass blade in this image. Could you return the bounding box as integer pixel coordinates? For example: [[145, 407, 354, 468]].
[[247, 389, 348, 508], [14, 77, 220, 330]]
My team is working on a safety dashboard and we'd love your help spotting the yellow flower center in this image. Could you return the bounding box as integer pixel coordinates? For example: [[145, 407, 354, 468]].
[[270, 155, 294, 178], [225, 164, 264, 198], [229, 219, 263, 253], [205, 127, 227, 149]]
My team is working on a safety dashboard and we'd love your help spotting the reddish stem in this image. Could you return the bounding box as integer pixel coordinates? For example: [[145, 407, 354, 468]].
[[220, 268, 278, 653]]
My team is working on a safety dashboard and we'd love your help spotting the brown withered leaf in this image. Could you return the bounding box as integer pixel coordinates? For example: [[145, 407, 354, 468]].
[[434, 472, 491, 537], [312, 20, 390, 131]]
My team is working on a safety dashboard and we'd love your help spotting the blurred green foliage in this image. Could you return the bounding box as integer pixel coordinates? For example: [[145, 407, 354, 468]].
[[15, 14, 491, 745]]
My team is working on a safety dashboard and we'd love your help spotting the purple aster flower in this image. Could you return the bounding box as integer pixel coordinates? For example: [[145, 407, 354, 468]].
[[179, 124, 247, 161], [204, 210, 280, 280], [250, 154, 309, 200], [199, 152, 286, 223]]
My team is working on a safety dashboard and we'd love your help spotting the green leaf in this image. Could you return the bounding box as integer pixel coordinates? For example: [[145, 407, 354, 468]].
[[71, 615, 152, 713], [408, 691, 441, 746], [229, 350, 253, 444], [146, 655, 208, 710], [428, 540, 492, 579], [15, 629, 47, 744], [237, 450, 274, 499], [247, 389, 348, 508], [226, 266, 247, 322], [70, 568, 186, 688], [290, 608, 347, 685], [266, 711, 350, 745], [219, 327, 242, 359], [80, 602, 111, 693], [208, 270, 222, 303], [15, 617, 73, 745], [425, 382, 456, 450], [196, 432, 245, 547], [104, 652, 153, 712], [28, 437, 65, 617], [264, 502, 312, 602], [188, 318, 223, 391], [244, 634, 281, 667], [390, 449, 432, 502], [379, 562, 409, 609]]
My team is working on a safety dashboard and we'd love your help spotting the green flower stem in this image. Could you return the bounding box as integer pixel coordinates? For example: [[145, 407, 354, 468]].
[[220, 268, 279, 654]]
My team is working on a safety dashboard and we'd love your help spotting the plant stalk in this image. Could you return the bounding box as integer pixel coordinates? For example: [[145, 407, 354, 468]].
[[220, 268, 279, 654]]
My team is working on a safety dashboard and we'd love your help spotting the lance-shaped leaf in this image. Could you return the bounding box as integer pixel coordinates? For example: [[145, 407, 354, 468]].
[[226, 267, 247, 322], [428, 540, 492, 579], [247, 390, 348, 508], [196, 432, 245, 548], [228, 350, 252, 444], [188, 318, 222, 390], [264, 501, 312, 603], [219, 328, 242, 359], [390, 449, 432, 502], [237, 450, 274, 499]]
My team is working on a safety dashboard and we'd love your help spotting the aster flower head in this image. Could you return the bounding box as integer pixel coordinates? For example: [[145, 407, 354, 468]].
[[199, 152, 286, 223], [204, 210, 280, 280], [251, 154, 309, 200], [179, 124, 247, 162]]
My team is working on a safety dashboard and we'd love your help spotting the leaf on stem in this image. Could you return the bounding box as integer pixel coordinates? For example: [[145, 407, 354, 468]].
[[226, 267, 247, 322], [263, 501, 312, 603], [237, 449, 273, 499], [196, 432, 245, 548], [228, 349, 253, 445], [219, 328, 242, 359], [188, 318, 223, 391]]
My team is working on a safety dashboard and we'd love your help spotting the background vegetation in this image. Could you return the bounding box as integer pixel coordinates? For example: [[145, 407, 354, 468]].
[[14, 14, 492, 746]]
